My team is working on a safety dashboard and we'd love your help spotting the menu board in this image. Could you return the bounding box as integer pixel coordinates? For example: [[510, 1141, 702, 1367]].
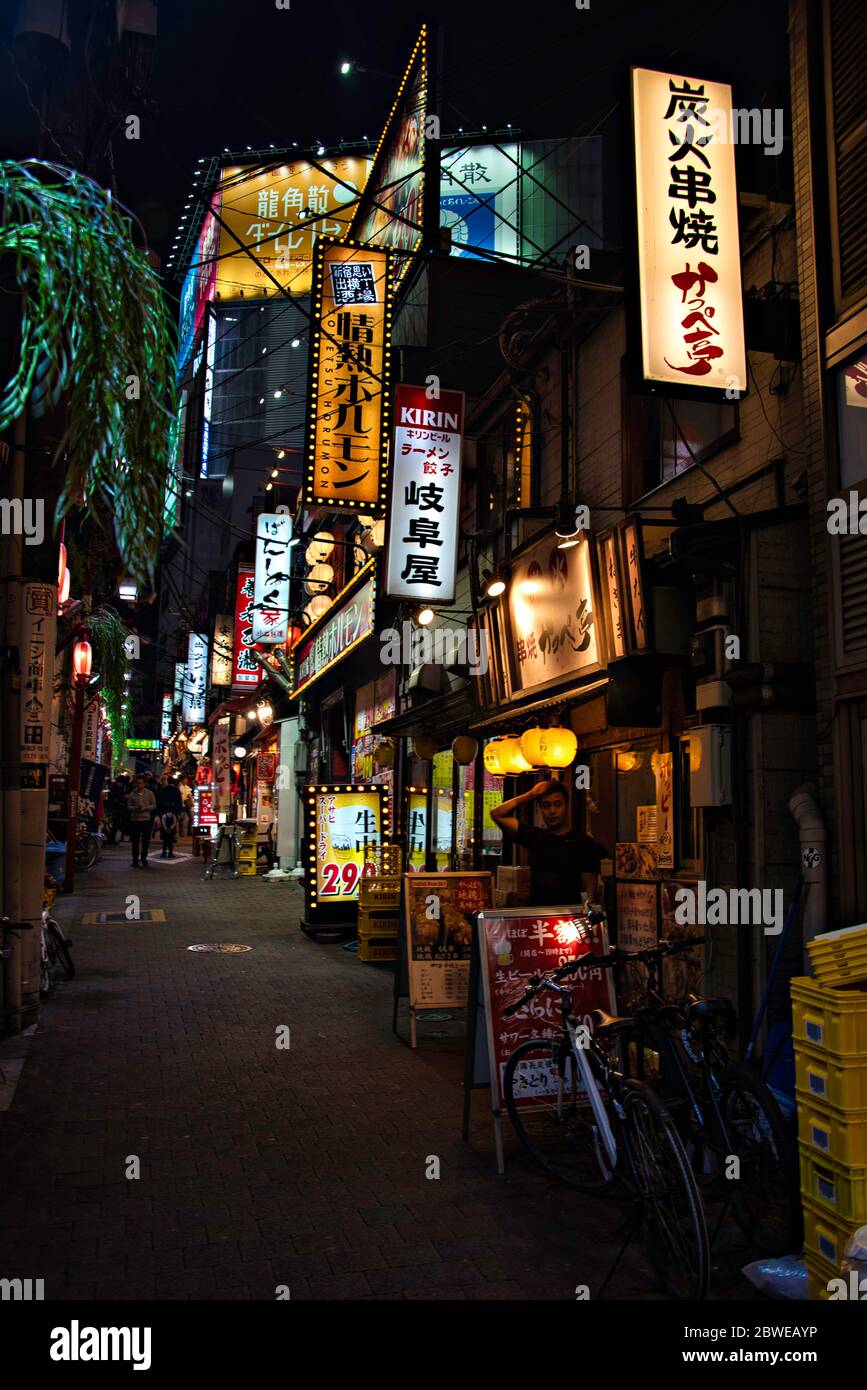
[[404, 872, 492, 1010], [476, 908, 615, 1116]]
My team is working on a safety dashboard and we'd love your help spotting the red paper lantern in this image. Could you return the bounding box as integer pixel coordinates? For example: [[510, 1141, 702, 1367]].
[[72, 635, 92, 683]]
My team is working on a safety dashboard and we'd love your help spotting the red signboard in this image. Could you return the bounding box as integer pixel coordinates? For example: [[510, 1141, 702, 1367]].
[[257, 753, 277, 783], [232, 565, 264, 689], [194, 788, 218, 827], [477, 909, 615, 1113]]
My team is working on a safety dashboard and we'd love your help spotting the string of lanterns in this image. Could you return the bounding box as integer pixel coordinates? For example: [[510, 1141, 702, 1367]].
[[483, 726, 578, 776]]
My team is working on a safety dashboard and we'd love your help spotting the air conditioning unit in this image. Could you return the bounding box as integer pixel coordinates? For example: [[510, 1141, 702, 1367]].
[[689, 725, 732, 807]]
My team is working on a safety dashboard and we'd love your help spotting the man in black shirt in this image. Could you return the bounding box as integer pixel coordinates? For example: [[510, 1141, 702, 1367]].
[[491, 779, 602, 907]]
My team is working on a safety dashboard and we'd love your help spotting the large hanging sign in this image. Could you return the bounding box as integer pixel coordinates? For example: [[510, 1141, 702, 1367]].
[[200, 307, 217, 477], [506, 532, 601, 697], [350, 25, 428, 287], [302, 784, 390, 914], [211, 614, 234, 687], [291, 559, 376, 698], [173, 661, 185, 717], [440, 143, 520, 261], [215, 157, 370, 300], [304, 237, 393, 513], [631, 67, 746, 398], [252, 512, 293, 644], [232, 566, 263, 689], [183, 633, 208, 725], [385, 384, 464, 603]]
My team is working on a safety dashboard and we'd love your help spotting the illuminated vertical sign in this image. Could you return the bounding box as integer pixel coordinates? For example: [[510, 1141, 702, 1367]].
[[252, 512, 294, 644], [232, 565, 263, 689], [385, 384, 464, 603], [631, 67, 746, 397], [183, 633, 208, 725], [173, 661, 185, 717], [211, 613, 234, 686], [304, 238, 393, 512], [201, 308, 217, 476], [161, 691, 173, 741]]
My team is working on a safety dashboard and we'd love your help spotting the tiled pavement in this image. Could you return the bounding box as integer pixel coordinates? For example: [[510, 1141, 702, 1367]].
[[0, 841, 760, 1301]]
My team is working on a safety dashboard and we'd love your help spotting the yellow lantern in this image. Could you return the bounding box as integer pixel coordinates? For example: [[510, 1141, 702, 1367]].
[[305, 532, 334, 565], [483, 740, 505, 776], [519, 726, 578, 769], [451, 735, 478, 766], [413, 734, 436, 761], [375, 743, 394, 769], [497, 736, 534, 774], [616, 750, 642, 773]]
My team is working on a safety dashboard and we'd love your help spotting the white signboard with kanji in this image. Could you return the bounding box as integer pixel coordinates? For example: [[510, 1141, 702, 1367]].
[[385, 384, 464, 603], [252, 512, 293, 645], [20, 582, 56, 767], [183, 632, 208, 725]]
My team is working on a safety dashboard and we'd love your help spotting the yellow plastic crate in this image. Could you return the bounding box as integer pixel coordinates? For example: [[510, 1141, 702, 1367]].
[[798, 1096, 867, 1168], [238, 864, 257, 876], [812, 957, 867, 988], [357, 937, 397, 963], [795, 1042, 867, 1111], [358, 876, 401, 909], [358, 911, 399, 938], [799, 1142, 867, 1223], [802, 1193, 864, 1269], [792, 975, 867, 1056]]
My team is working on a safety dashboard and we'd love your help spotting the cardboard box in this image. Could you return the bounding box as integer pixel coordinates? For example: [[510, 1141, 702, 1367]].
[[496, 866, 531, 894], [494, 888, 530, 908]]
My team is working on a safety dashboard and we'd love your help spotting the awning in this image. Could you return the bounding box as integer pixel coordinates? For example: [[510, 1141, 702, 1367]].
[[374, 684, 478, 743], [469, 677, 609, 732], [208, 695, 256, 726]]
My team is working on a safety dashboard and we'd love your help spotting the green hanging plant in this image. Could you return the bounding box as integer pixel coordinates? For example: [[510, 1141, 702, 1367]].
[[88, 606, 133, 773], [0, 159, 177, 586]]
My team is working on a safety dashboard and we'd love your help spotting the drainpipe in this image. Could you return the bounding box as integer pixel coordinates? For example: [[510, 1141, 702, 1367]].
[[789, 783, 827, 969]]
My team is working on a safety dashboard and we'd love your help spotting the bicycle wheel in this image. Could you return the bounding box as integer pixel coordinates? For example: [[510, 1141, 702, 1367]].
[[75, 833, 97, 871], [39, 940, 52, 996], [503, 1037, 613, 1191], [45, 920, 75, 980], [715, 1063, 801, 1254], [621, 1079, 710, 1300]]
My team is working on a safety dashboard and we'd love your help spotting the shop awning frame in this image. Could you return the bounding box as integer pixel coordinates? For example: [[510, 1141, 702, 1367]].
[[468, 677, 609, 732], [373, 684, 478, 743]]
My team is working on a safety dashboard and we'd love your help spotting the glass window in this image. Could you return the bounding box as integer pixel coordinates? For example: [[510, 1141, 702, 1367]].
[[634, 394, 738, 498], [838, 353, 867, 487]]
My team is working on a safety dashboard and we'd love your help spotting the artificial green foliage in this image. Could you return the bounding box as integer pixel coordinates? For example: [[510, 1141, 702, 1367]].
[[0, 160, 177, 584], [88, 606, 133, 772]]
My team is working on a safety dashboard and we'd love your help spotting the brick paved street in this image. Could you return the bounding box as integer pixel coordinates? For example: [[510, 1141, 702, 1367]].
[[0, 842, 760, 1301]]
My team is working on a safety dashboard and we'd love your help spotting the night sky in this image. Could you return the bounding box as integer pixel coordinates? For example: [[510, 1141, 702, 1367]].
[[0, 0, 791, 269]]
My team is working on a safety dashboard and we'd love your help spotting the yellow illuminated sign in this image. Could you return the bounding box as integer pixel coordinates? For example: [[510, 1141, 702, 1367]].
[[215, 158, 371, 300], [632, 67, 746, 396], [304, 785, 390, 906], [305, 237, 393, 511]]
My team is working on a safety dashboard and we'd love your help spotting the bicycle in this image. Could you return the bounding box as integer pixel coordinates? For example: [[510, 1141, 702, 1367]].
[[41, 909, 74, 987], [619, 935, 801, 1255], [502, 944, 710, 1300]]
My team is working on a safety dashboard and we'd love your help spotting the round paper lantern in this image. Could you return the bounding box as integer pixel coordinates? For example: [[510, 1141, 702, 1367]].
[[497, 736, 534, 774], [72, 636, 92, 682], [451, 735, 478, 766], [305, 532, 334, 565], [520, 726, 577, 769], [304, 562, 334, 595], [375, 742, 394, 769], [483, 740, 505, 776], [413, 734, 435, 761], [59, 566, 71, 605], [305, 594, 330, 621]]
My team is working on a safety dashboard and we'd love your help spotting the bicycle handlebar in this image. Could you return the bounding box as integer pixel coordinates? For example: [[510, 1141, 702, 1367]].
[[501, 936, 705, 1017]]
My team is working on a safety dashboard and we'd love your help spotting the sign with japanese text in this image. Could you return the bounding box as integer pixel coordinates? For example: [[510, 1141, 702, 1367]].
[[78, 758, 107, 831], [215, 158, 370, 300], [404, 872, 493, 1010], [82, 695, 99, 764], [183, 633, 208, 725], [212, 718, 231, 816], [173, 661, 185, 716], [200, 308, 217, 477], [440, 143, 519, 261], [350, 26, 427, 287], [291, 561, 376, 698], [303, 785, 389, 910], [161, 691, 173, 741], [632, 67, 746, 396], [621, 520, 648, 652], [598, 531, 626, 659], [655, 751, 674, 869], [126, 739, 162, 751], [476, 908, 615, 1113], [20, 583, 55, 769], [252, 512, 293, 644], [385, 384, 464, 603], [616, 881, 658, 952], [194, 787, 218, 827], [232, 566, 264, 689], [257, 752, 277, 783], [305, 237, 393, 511], [211, 614, 234, 687], [506, 533, 600, 696]]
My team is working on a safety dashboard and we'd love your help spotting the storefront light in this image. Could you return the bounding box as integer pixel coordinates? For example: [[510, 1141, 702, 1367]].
[[616, 750, 642, 773], [520, 726, 577, 770], [497, 736, 534, 774], [482, 568, 507, 598], [415, 606, 434, 627], [233, 746, 247, 759], [257, 701, 273, 724]]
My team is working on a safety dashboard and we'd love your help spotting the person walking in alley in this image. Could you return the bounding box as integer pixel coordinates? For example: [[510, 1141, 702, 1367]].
[[105, 777, 128, 844], [126, 775, 156, 867], [158, 810, 178, 858]]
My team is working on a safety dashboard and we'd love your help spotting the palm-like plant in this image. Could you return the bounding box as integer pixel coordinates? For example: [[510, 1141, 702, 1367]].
[[0, 159, 177, 584]]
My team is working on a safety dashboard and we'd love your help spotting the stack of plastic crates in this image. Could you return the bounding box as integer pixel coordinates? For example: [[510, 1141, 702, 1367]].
[[235, 821, 259, 877], [357, 852, 402, 963], [793, 926, 867, 1299]]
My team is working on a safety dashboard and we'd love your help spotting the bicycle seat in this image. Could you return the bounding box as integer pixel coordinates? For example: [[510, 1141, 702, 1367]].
[[591, 1009, 634, 1039], [685, 996, 734, 1023]]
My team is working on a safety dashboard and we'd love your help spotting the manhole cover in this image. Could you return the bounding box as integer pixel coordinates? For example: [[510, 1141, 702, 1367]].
[[187, 943, 253, 953]]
